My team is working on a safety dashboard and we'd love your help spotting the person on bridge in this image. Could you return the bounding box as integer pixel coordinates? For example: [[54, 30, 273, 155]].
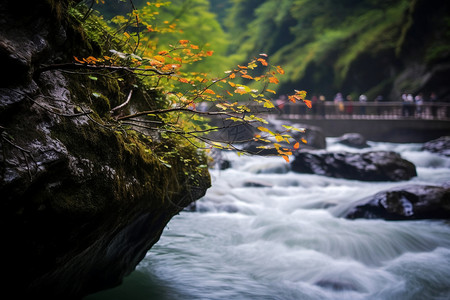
[[359, 94, 367, 115], [334, 92, 344, 115], [345, 95, 354, 116]]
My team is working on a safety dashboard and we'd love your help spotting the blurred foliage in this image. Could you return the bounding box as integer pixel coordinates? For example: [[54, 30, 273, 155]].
[[222, 0, 450, 98]]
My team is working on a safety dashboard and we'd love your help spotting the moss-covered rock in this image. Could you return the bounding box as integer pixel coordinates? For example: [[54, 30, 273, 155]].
[[0, 0, 210, 298]]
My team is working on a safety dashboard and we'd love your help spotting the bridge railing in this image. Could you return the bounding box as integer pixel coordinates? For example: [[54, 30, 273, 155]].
[[271, 101, 450, 120]]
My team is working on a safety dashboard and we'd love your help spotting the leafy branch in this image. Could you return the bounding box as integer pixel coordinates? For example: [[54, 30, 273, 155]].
[[54, 1, 311, 162]]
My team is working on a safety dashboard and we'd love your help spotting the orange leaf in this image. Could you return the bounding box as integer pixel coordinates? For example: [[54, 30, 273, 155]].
[[229, 73, 236, 79], [73, 56, 85, 64], [190, 44, 199, 49], [179, 39, 189, 45], [206, 50, 214, 56], [303, 99, 312, 108], [158, 51, 169, 55], [293, 142, 300, 150], [301, 138, 308, 144], [204, 89, 215, 95], [266, 89, 276, 94], [269, 76, 279, 84], [234, 87, 247, 94], [238, 65, 248, 69], [282, 155, 290, 163], [241, 74, 253, 80], [257, 58, 268, 66], [276, 66, 285, 74]]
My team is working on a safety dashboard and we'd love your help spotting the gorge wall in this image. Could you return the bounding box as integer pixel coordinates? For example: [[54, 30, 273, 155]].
[[0, 0, 210, 298]]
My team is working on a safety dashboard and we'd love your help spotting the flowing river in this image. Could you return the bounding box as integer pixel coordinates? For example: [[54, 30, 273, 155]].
[[86, 138, 450, 300]]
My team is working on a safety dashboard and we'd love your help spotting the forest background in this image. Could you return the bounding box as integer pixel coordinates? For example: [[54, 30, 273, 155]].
[[94, 0, 450, 103]]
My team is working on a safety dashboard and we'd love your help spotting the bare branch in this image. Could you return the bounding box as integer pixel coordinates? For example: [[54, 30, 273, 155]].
[[117, 107, 242, 121], [111, 89, 133, 113], [34, 63, 174, 77]]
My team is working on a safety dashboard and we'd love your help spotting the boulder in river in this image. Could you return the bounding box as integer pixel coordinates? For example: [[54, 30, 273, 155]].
[[291, 151, 417, 181], [336, 133, 370, 149], [342, 184, 450, 220], [422, 136, 450, 157]]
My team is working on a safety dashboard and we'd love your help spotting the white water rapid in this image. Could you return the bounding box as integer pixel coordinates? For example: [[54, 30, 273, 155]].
[[86, 139, 450, 300]]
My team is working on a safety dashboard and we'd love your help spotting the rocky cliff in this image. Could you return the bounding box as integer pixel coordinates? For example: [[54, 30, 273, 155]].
[[0, 0, 210, 298]]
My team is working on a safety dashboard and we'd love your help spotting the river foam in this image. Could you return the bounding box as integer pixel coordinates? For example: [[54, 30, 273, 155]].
[[86, 139, 450, 300]]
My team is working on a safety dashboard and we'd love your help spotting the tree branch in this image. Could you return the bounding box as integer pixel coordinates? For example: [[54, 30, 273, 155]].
[[34, 63, 174, 77]]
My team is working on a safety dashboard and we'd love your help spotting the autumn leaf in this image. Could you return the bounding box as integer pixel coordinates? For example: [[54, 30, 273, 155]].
[[234, 86, 247, 94], [179, 39, 189, 45], [266, 89, 276, 94], [275, 134, 284, 142], [293, 142, 300, 149], [269, 76, 279, 84], [282, 155, 290, 163], [276, 66, 285, 74], [263, 101, 275, 108], [257, 58, 268, 66], [241, 74, 253, 80], [204, 89, 215, 95], [73, 56, 85, 64], [178, 78, 190, 83], [229, 73, 236, 79], [303, 99, 312, 108], [301, 138, 308, 144]]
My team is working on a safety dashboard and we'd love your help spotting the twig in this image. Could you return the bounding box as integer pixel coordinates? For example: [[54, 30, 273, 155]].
[[111, 89, 133, 113]]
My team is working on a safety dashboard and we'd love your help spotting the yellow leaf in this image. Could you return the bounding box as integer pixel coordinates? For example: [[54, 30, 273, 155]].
[[153, 55, 166, 63], [275, 134, 284, 142], [301, 138, 308, 144], [263, 101, 275, 108], [266, 89, 276, 94]]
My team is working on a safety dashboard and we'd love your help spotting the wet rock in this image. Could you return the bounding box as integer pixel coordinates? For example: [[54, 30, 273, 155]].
[[336, 133, 369, 149], [423, 136, 450, 157], [342, 184, 450, 220], [0, 0, 210, 298], [291, 151, 417, 181], [243, 180, 273, 187]]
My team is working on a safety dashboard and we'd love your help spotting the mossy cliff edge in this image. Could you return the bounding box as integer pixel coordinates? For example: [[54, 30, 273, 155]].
[[0, 0, 210, 298]]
